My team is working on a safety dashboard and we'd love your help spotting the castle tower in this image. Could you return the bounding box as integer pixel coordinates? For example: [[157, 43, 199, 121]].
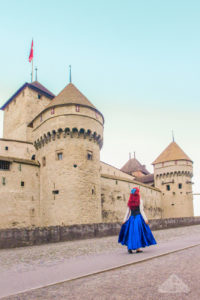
[[1, 81, 55, 142], [29, 83, 104, 226], [153, 141, 194, 218]]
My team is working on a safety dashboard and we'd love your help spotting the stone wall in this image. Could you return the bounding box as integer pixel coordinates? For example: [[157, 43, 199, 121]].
[[100, 165, 162, 223], [30, 105, 104, 133], [0, 216, 200, 249], [3, 86, 51, 142], [0, 139, 35, 160], [0, 161, 40, 229], [100, 161, 134, 180]]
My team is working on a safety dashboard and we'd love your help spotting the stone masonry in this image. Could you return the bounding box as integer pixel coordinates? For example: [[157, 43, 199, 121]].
[[0, 79, 194, 236]]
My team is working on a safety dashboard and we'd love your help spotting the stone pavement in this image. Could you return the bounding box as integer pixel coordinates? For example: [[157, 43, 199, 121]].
[[7, 243, 199, 300], [0, 225, 200, 299]]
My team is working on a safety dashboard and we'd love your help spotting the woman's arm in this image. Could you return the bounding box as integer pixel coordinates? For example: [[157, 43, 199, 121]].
[[140, 198, 148, 223], [123, 207, 131, 223]]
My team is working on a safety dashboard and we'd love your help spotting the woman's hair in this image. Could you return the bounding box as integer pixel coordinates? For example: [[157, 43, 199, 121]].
[[127, 187, 140, 209]]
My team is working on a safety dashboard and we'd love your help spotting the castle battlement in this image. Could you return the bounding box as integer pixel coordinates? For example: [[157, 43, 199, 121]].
[[33, 127, 103, 150]]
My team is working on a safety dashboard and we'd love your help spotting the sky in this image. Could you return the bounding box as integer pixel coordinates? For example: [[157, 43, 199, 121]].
[[0, 0, 200, 215]]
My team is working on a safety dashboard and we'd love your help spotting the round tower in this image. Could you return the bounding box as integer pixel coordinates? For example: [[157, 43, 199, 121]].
[[29, 83, 104, 226], [153, 141, 194, 218]]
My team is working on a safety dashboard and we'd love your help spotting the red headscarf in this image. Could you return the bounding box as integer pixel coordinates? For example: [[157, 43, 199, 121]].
[[128, 187, 140, 209]]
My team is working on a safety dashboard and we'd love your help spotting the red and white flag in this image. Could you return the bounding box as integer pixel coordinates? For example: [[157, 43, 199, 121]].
[[29, 40, 33, 62]]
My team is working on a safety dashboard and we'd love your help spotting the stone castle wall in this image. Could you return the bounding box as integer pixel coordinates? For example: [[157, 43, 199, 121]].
[[0, 139, 35, 160], [0, 160, 40, 229], [31, 104, 104, 132], [100, 161, 134, 180], [0, 155, 163, 230], [100, 162, 162, 223], [3, 87, 51, 142]]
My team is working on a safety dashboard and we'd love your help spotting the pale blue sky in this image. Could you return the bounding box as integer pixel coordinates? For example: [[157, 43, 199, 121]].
[[0, 0, 200, 214]]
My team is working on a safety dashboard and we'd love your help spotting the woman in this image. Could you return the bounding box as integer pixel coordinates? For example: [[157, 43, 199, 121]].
[[118, 187, 157, 253]]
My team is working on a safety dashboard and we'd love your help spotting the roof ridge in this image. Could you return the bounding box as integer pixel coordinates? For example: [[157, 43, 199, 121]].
[[1, 81, 54, 110], [28, 81, 55, 98]]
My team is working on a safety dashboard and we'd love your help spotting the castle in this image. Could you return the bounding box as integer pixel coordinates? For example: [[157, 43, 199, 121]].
[[0, 80, 194, 230]]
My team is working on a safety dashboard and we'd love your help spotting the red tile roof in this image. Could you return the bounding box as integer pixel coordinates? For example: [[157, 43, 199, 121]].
[[121, 158, 150, 175]]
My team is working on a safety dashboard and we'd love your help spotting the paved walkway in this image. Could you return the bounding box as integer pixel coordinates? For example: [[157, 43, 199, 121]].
[[7, 243, 199, 300], [0, 225, 200, 299]]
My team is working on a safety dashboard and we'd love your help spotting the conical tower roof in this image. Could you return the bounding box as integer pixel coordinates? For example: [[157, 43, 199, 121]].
[[152, 142, 192, 165], [46, 83, 97, 110], [121, 157, 150, 175]]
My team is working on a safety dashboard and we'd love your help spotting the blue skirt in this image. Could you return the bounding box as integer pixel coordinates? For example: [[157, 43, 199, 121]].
[[118, 214, 157, 250]]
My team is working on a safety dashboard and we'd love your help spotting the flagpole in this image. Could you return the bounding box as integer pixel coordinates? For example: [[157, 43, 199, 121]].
[[32, 59, 33, 82], [32, 38, 34, 82]]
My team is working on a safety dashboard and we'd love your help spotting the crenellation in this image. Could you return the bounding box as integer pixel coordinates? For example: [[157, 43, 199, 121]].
[[33, 127, 103, 150]]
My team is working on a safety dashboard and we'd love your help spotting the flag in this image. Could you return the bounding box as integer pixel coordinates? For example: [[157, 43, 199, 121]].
[[29, 40, 33, 62]]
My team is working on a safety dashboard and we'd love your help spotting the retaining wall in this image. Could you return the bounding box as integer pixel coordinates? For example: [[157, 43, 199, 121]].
[[0, 216, 200, 249]]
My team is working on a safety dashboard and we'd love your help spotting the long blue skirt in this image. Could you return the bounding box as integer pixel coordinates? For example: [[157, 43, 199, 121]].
[[118, 214, 157, 250]]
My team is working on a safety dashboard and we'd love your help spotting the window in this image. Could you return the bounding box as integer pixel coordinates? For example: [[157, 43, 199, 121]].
[[116, 180, 118, 185], [166, 185, 170, 191], [51, 108, 55, 115], [18, 164, 22, 171], [57, 153, 63, 160], [21, 181, 25, 187], [178, 183, 182, 189], [30, 208, 35, 217], [0, 160, 10, 170], [2, 177, 6, 185], [42, 157, 46, 166], [38, 94, 42, 99], [73, 164, 77, 168], [5, 146, 8, 151], [76, 105, 80, 112], [87, 151, 93, 160], [52, 190, 59, 194], [31, 155, 35, 160]]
